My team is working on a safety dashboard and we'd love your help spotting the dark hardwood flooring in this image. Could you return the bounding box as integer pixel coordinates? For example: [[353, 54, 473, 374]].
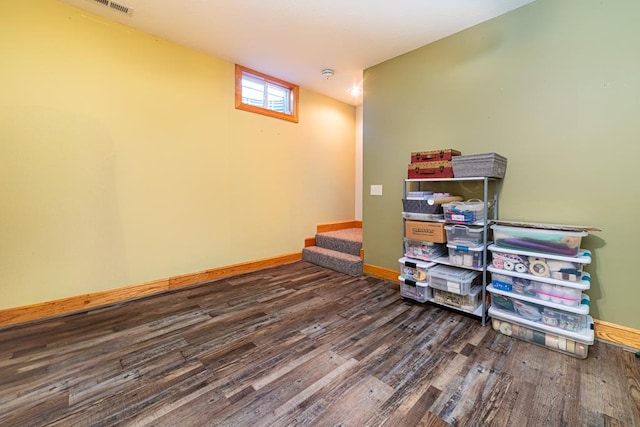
[[1, 261, 639, 426]]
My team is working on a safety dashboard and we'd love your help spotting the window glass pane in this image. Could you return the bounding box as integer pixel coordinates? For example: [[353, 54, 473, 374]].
[[241, 75, 265, 107], [267, 84, 289, 113], [235, 64, 298, 123]]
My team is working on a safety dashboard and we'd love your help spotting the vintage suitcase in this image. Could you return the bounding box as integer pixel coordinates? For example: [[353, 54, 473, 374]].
[[408, 160, 454, 179], [411, 149, 461, 163]]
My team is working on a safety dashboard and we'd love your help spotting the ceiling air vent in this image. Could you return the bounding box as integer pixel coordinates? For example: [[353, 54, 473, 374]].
[[109, 1, 132, 15], [89, 0, 133, 15]]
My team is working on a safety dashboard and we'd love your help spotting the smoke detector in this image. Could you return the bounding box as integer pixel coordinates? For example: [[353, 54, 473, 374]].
[[321, 69, 335, 79]]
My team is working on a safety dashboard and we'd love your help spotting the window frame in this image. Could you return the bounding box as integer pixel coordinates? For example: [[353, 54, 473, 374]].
[[235, 64, 299, 123]]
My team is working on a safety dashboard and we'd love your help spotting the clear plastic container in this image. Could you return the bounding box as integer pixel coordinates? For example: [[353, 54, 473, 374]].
[[427, 265, 482, 295], [432, 285, 482, 313], [399, 276, 431, 303], [398, 257, 436, 282], [403, 238, 447, 261], [447, 244, 485, 268], [488, 244, 591, 282], [491, 224, 588, 257], [490, 309, 591, 359], [489, 291, 587, 332], [443, 200, 487, 225], [489, 273, 585, 307], [444, 224, 485, 248]]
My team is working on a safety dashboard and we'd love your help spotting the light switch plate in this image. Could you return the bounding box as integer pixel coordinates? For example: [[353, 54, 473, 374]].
[[370, 185, 383, 196]]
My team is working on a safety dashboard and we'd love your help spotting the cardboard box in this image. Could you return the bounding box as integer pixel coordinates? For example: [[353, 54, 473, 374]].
[[405, 220, 446, 243]]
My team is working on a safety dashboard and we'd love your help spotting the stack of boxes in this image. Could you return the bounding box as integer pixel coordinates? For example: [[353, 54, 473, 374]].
[[407, 149, 460, 179], [486, 222, 595, 358]]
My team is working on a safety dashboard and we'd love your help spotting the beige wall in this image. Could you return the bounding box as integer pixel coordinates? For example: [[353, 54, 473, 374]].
[[363, 0, 640, 329], [0, 0, 355, 309]]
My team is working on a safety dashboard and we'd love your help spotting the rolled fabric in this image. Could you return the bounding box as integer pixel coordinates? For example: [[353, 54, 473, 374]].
[[499, 321, 512, 336], [504, 260, 515, 271], [562, 236, 580, 249], [545, 334, 559, 348]]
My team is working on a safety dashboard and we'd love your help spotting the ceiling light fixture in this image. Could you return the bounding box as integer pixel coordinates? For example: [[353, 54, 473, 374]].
[[349, 86, 362, 97], [321, 69, 335, 79]]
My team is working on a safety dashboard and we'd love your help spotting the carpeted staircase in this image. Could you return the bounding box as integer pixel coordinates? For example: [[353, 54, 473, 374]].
[[302, 228, 363, 276]]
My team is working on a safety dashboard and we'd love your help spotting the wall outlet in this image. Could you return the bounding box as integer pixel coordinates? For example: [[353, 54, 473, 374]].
[[370, 185, 383, 196]]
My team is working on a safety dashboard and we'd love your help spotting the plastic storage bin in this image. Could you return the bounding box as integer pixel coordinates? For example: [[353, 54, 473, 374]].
[[488, 244, 591, 282], [399, 257, 436, 282], [447, 244, 485, 269], [490, 310, 592, 359], [432, 285, 482, 313], [444, 225, 484, 248], [404, 238, 447, 261], [489, 291, 587, 332], [427, 265, 482, 295], [402, 199, 442, 215], [452, 152, 507, 178], [491, 224, 588, 257], [443, 200, 487, 225], [399, 277, 431, 303], [489, 273, 585, 307]]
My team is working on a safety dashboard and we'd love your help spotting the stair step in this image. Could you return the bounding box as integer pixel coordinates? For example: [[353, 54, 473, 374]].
[[302, 246, 363, 276], [315, 228, 362, 256]]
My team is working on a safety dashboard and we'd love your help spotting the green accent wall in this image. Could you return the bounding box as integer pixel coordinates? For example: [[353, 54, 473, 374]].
[[363, 0, 640, 328], [0, 0, 355, 309]]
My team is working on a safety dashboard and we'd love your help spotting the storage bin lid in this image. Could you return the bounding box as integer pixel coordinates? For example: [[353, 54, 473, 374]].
[[488, 307, 594, 345], [444, 224, 484, 232], [398, 276, 428, 288], [487, 244, 592, 264], [491, 220, 599, 233], [487, 265, 591, 290], [452, 152, 507, 163], [398, 257, 436, 269], [447, 243, 486, 252], [428, 264, 481, 281]]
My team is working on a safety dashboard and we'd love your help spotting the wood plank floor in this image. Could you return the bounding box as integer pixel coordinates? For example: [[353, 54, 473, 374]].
[[1, 261, 639, 426]]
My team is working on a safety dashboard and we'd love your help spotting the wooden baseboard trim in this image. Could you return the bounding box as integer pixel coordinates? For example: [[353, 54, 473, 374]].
[[363, 263, 640, 350], [0, 252, 302, 330], [304, 237, 316, 247], [317, 220, 362, 233], [594, 319, 640, 350], [363, 263, 399, 282]]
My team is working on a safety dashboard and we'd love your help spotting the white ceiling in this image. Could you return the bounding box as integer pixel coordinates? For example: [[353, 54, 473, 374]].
[[58, 0, 535, 106]]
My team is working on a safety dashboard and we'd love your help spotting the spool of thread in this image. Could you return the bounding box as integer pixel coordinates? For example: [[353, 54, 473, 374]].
[[504, 261, 515, 271], [529, 260, 550, 277], [515, 263, 528, 273]]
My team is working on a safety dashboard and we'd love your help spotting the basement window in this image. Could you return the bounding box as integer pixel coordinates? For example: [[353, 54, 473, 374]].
[[235, 64, 299, 123]]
